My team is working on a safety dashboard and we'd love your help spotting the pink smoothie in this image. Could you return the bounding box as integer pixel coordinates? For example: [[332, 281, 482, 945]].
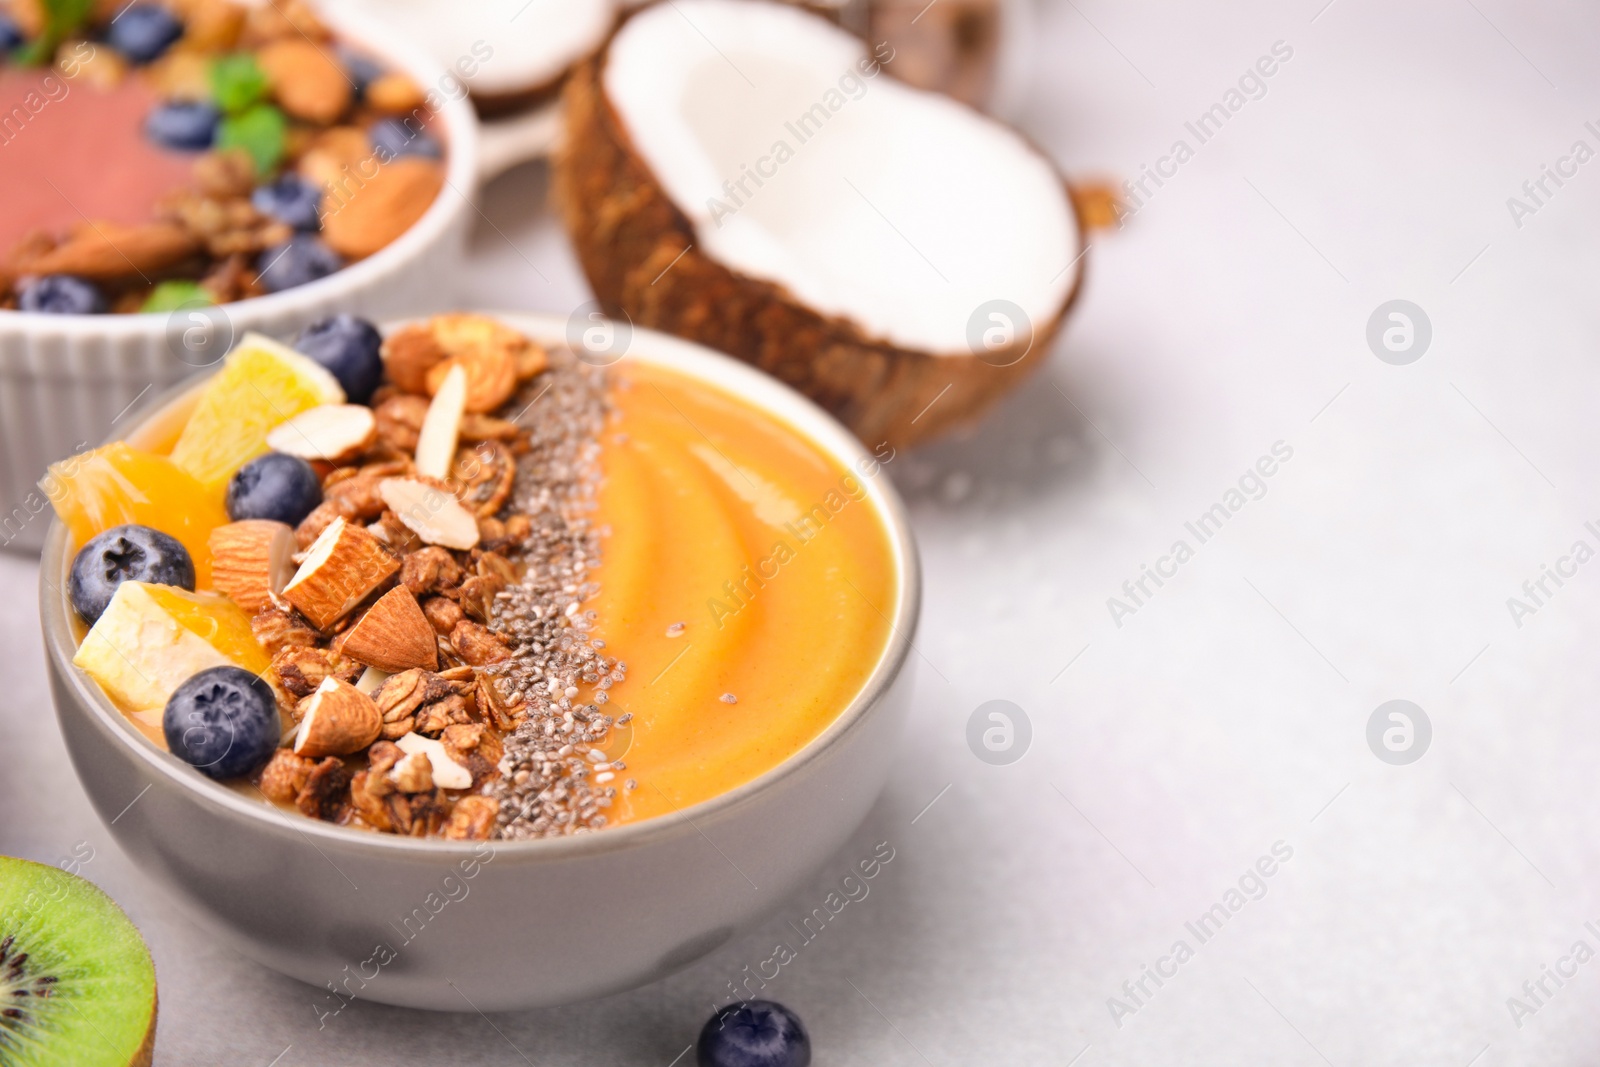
[[0, 68, 197, 257]]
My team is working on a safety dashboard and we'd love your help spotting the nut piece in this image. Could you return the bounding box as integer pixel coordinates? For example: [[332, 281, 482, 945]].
[[282, 517, 401, 629], [252, 606, 319, 656], [258, 748, 315, 804], [450, 619, 511, 666], [425, 337, 517, 415], [295, 756, 351, 821], [264, 404, 378, 463], [270, 645, 364, 702], [365, 72, 425, 113], [401, 546, 465, 596], [258, 38, 352, 124], [374, 393, 428, 451], [414, 364, 466, 479], [293, 677, 382, 757], [321, 157, 442, 260], [16, 222, 199, 279], [422, 595, 463, 635], [388, 751, 434, 793], [337, 586, 439, 673], [442, 795, 499, 840], [394, 730, 474, 790], [209, 520, 296, 613], [381, 324, 448, 394], [378, 477, 481, 550]]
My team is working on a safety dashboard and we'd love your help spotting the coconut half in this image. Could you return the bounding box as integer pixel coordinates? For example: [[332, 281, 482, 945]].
[[329, 0, 616, 115], [557, 0, 1083, 446]]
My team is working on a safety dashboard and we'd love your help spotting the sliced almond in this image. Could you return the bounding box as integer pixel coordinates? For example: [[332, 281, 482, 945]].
[[265, 404, 378, 463], [378, 477, 481, 551], [293, 677, 382, 757], [354, 665, 390, 694], [208, 520, 295, 614], [394, 731, 473, 790], [337, 586, 439, 673], [414, 364, 466, 479], [282, 517, 401, 629]]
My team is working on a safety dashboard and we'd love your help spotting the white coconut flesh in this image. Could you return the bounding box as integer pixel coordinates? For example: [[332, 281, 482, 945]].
[[332, 0, 616, 96], [603, 0, 1079, 356]]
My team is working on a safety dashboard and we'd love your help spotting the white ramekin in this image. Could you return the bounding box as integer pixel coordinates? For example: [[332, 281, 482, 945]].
[[0, 6, 486, 553], [40, 311, 920, 1010]]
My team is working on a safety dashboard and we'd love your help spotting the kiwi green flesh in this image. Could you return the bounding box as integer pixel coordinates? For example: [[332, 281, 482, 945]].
[[0, 857, 156, 1067]]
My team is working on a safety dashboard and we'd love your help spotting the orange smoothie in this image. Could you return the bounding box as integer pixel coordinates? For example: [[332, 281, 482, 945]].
[[590, 364, 897, 823]]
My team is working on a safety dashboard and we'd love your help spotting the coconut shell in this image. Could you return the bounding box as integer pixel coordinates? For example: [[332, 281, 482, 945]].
[[554, 33, 1085, 448]]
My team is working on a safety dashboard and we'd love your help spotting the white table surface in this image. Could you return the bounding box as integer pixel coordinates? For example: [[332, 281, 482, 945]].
[[5, 1, 1599, 1063]]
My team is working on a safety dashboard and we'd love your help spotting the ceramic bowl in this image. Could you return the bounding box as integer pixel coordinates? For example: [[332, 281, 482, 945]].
[[0, 5, 547, 553], [39, 311, 920, 1011]]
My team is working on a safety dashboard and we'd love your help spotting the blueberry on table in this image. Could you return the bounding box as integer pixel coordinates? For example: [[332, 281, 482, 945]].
[[257, 235, 343, 293], [69, 524, 196, 624], [106, 4, 184, 64], [19, 275, 106, 314], [163, 666, 280, 779], [295, 314, 383, 404], [252, 174, 323, 232], [145, 100, 220, 150], [369, 116, 443, 160], [226, 452, 323, 525], [698, 1001, 811, 1067]]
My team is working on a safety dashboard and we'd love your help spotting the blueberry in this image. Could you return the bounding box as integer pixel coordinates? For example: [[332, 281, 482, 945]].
[[106, 4, 184, 65], [163, 666, 280, 779], [226, 452, 323, 525], [369, 117, 442, 160], [68, 524, 196, 624], [257, 235, 343, 293], [338, 46, 385, 100], [0, 11, 24, 54], [697, 1001, 811, 1067], [145, 100, 219, 151], [294, 315, 383, 404], [19, 274, 105, 314], [251, 175, 322, 231]]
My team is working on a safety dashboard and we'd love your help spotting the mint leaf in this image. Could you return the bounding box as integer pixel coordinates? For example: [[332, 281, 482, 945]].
[[210, 53, 268, 114], [140, 281, 212, 314], [14, 0, 94, 66], [216, 103, 286, 177]]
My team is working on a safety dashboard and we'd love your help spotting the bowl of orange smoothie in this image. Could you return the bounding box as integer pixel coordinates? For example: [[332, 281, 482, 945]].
[[39, 310, 918, 1009]]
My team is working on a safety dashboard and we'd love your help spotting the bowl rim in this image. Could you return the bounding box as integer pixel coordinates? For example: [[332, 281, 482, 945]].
[[0, 5, 480, 337], [39, 310, 922, 859]]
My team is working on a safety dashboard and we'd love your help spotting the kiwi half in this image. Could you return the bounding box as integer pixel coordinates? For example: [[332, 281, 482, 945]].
[[0, 856, 157, 1067]]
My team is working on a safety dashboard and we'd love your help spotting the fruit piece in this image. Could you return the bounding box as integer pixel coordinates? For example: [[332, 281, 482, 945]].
[[168, 332, 345, 495], [0, 13, 22, 52], [295, 315, 384, 404], [69, 524, 196, 624], [144, 100, 219, 150], [18, 275, 106, 314], [338, 45, 384, 97], [107, 3, 182, 64], [43, 443, 226, 586], [163, 665, 280, 779], [293, 677, 381, 757], [560, 0, 1083, 447], [264, 404, 376, 463], [208, 520, 294, 613], [0, 856, 158, 1067], [73, 582, 270, 719], [414, 365, 465, 479], [379, 477, 480, 550], [281, 517, 400, 629], [697, 1001, 811, 1067], [394, 731, 472, 789], [338, 586, 438, 672], [251, 174, 323, 231], [369, 116, 441, 159], [225, 452, 322, 525], [256, 233, 341, 292]]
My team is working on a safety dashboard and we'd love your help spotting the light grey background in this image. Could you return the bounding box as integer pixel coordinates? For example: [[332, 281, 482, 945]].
[[5, 0, 1599, 1062]]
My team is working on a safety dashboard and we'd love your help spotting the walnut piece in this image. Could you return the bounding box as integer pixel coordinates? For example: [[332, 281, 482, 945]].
[[450, 620, 511, 666], [258, 749, 314, 804], [401, 546, 464, 597], [442, 796, 499, 841], [272, 646, 364, 701], [295, 757, 351, 821]]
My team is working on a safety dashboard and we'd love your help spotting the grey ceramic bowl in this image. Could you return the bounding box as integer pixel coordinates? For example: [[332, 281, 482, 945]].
[[39, 313, 919, 1011]]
